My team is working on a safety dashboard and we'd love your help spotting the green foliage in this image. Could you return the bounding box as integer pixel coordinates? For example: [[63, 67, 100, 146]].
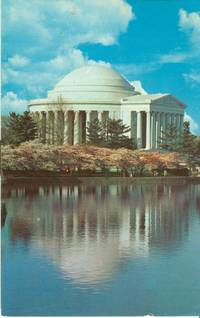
[[180, 121, 197, 154], [87, 118, 136, 149], [105, 119, 136, 149], [2, 112, 37, 145], [1, 116, 11, 145], [159, 121, 200, 168], [159, 124, 182, 152], [195, 138, 200, 155], [180, 121, 199, 167], [86, 118, 104, 146]]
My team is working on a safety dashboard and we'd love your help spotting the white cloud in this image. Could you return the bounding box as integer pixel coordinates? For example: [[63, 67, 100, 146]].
[[115, 62, 158, 77], [157, 9, 200, 66], [8, 54, 30, 67], [129, 80, 148, 95], [184, 112, 199, 134], [2, 92, 28, 115], [3, 0, 134, 98], [183, 72, 200, 85], [159, 52, 187, 64], [179, 8, 200, 53], [4, 0, 134, 55], [87, 60, 111, 67]]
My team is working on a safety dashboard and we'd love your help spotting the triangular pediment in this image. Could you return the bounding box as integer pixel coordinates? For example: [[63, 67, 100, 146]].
[[151, 94, 186, 109]]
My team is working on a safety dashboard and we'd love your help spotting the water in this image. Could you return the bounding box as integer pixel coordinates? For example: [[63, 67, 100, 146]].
[[2, 179, 200, 316]]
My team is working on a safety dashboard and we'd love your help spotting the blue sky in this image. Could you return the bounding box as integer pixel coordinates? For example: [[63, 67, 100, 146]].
[[2, 0, 200, 134]]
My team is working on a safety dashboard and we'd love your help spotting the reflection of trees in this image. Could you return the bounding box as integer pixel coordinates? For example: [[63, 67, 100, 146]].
[[10, 217, 33, 244], [1, 202, 7, 228], [3, 181, 200, 285]]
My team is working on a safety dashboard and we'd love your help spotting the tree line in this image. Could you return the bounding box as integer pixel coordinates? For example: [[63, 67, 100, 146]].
[[2, 141, 184, 177]]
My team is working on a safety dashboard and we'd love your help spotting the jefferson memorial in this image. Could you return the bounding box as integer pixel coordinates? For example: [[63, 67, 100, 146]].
[[28, 65, 186, 149]]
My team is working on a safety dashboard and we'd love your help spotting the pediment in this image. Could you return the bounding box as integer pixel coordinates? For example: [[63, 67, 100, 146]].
[[151, 94, 186, 109]]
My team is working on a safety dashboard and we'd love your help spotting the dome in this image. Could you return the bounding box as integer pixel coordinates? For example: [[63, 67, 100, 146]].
[[48, 64, 136, 103]]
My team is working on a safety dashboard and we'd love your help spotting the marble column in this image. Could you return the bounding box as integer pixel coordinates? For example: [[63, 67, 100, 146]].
[[45, 111, 50, 144], [160, 112, 166, 146], [160, 112, 164, 135], [79, 112, 84, 144], [73, 111, 79, 145], [151, 112, 156, 149], [146, 111, 151, 149], [39, 112, 45, 142], [43, 112, 47, 143], [86, 111, 91, 125], [131, 111, 137, 141], [136, 111, 142, 148], [50, 112, 54, 145], [34, 112, 40, 140], [63, 111, 69, 144], [97, 111, 103, 122], [175, 113, 180, 131], [54, 111, 59, 145], [156, 112, 161, 149], [168, 113, 172, 126], [85, 111, 91, 143]]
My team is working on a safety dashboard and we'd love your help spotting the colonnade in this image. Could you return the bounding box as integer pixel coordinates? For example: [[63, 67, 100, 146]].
[[131, 111, 184, 149], [32, 110, 109, 146], [32, 109, 184, 149]]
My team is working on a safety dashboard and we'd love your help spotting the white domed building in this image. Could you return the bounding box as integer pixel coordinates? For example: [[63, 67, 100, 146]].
[[28, 65, 186, 149]]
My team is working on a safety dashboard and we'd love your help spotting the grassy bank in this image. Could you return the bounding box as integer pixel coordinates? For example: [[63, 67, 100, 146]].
[[2, 175, 200, 186]]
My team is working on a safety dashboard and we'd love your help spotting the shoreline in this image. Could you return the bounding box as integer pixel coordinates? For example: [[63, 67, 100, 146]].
[[2, 175, 200, 185]]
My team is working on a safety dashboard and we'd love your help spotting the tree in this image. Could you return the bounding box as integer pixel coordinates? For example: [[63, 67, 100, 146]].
[[159, 124, 181, 151], [1, 141, 187, 176], [19, 111, 38, 143], [3, 112, 37, 145], [104, 119, 136, 149], [86, 118, 104, 146], [179, 121, 198, 169], [180, 121, 197, 154], [195, 137, 200, 156], [86, 118, 136, 149], [1, 116, 11, 145]]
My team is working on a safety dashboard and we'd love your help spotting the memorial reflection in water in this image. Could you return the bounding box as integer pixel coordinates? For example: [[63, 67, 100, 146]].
[[3, 181, 200, 287]]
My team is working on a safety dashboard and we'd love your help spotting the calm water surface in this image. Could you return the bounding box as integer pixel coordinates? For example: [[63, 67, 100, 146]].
[[2, 179, 200, 316]]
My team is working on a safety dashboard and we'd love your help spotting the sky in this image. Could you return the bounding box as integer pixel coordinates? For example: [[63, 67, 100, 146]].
[[2, 0, 200, 134]]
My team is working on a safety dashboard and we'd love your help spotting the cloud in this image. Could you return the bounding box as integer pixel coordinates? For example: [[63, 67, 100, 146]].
[[115, 9, 200, 79], [179, 8, 200, 53], [3, 0, 134, 98], [115, 62, 158, 77], [8, 55, 30, 67], [3, 0, 134, 57], [184, 112, 199, 134], [183, 71, 200, 85], [129, 80, 148, 95], [159, 52, 187, 64], [2, 92, 28, 115], [157, 9, 200, 66]]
